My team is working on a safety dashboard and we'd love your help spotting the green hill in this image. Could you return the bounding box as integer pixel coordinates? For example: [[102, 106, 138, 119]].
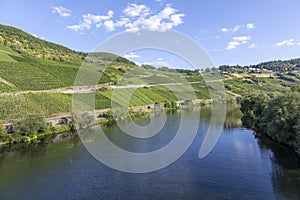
[[0, 24, 205, 120], [0, 24, 86, 62], [0, 24, 141, 91]]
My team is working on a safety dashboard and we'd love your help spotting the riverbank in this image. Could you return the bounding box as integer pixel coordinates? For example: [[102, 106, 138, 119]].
[[0, 98, 213, 148], [239, 92, 300, 157], [254, 133, 300, 157]]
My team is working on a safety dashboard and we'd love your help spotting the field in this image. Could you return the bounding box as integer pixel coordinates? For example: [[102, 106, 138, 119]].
[[223, 72, 296, 95], [0, 93, 72, 121]]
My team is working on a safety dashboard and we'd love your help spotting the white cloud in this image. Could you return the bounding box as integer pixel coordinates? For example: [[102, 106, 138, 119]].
[[246, 23, 255, 30], [67, 4, 184, 33], [248, 43, 256, 48], [123, 52, 140, 59], [221, 25, 240, 33], [232, 36, 251, 43], [221, 23, 255, 33], [221, 28, 228, 32], [170, 13, 185, 26], [157, 58, 163, 61], [66, 25, 82, 32], [103, 20, 115, 32], [67, 10, 114, 32], [275, 39, 295, 46], [124, 4, 185, 32], [123, 3, 150, 18], [226, 35, 251, 50], [115, 17, 130, 26], [52, 6, 71, 17]]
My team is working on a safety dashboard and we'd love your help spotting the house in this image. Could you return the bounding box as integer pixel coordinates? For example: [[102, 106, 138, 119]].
[[5, 124, 14, 134], [58, 117, 69, 125]]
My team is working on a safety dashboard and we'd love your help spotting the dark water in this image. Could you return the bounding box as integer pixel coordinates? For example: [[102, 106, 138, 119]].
[[0, 105, 299, 200]]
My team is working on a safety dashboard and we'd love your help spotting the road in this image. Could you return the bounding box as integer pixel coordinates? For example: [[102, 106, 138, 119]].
[[0, 81, 209, 96]]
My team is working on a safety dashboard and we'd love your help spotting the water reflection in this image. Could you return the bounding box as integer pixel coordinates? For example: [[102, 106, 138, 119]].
[[200, 103, 243, 129], [0, 133, 81, 166], [257, 137, 300, 199]]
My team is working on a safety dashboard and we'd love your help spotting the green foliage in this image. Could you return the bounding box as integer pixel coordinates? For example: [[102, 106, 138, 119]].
[[240, 92, 270, 129], [0, 123, 8, 142], [240, 91, 300, 149], [260, 92, 300, 148], [101, 108, 149, 126], [14, 113, 48, 136], [72, 112, 96, 129], [104, 110, 116, 126], [0, 124, 5, 134], [291, 84, 300, 92], [164, 100, 178, 110], [220, 58, 300, 72], [54, 126, 71, 134]]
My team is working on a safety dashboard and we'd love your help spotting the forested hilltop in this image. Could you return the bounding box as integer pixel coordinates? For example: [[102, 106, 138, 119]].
[[219, 59, 300, 72]]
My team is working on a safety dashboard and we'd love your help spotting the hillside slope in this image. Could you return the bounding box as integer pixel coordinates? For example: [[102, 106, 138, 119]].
[[0, 24, 140, 92], [0, 24, 86, 62]]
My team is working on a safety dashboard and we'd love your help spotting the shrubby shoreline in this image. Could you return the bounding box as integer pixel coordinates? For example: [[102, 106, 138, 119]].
[[0, 99, 210, 148], [239, 86, 300, 155]]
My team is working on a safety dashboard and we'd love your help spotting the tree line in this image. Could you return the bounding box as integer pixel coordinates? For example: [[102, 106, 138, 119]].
[[239, 85, 300, 149]]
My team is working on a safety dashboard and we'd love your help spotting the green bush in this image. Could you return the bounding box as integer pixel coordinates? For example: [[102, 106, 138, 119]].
[[14, 113, 48, 136]]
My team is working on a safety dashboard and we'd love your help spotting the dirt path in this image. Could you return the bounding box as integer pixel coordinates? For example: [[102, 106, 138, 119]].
[[0, 77, 17, 88], [226, 90, 241, 98]]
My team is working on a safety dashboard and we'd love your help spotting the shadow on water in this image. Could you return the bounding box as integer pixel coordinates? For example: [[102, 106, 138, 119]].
[[257, 136, 300, 199], [203, 103, 300, 199], [0, 133, 81, 166]]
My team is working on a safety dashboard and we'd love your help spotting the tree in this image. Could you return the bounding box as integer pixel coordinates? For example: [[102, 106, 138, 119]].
[[240, 92, 270, 130], [171, 101, 177, 109], [0, 123, 8, 141], [72, 112, 96, 129], [14, 114, 47, 136], [240, 91, 300, 149], [261, 92, 300, 148], [164, 101, 171, 108], [0, 123, 5, 133], [291, 84, 300, 92]]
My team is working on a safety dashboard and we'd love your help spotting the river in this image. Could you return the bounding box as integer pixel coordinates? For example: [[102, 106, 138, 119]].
[[0, 105, 299, 199]]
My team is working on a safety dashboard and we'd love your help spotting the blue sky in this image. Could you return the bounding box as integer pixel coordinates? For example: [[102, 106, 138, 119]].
[[0, 0, 300, 67]]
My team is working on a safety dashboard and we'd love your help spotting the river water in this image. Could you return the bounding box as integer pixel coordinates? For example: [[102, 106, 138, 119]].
[[0, 105, 299, 199]]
